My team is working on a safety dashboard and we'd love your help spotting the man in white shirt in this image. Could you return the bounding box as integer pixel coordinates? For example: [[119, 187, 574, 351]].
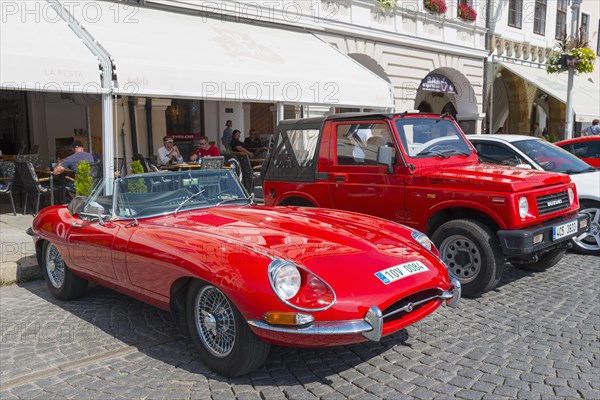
[[157, 136, 183, 164]]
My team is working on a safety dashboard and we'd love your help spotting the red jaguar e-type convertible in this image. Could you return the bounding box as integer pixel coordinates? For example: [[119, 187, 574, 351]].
[[29, 169, 460, 376]]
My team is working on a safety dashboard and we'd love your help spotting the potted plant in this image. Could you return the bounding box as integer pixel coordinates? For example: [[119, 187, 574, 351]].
[[423, 0, 447, 14], [128, 160, 148, 193], [546, 29, 596, 74], [457, 4, 476, 22], [378, 0, 397, 12], [74, 160, 92, 197]]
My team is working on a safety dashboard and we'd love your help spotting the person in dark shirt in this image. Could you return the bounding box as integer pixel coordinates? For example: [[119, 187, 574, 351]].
[[52, 140, 95, 175], [230, 130, 253, 156], [243, 129, 262, 152]]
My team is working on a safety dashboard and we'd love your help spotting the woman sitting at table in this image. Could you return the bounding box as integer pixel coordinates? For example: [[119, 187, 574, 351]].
[[190, 136, 220, 161], [230, 130, 253, 156]]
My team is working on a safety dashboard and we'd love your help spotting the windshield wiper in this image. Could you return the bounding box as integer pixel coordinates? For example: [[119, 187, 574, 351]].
[[416, 150, 448, 159], [440, 149, 471, 157], [216, 197, 252, 207], [174, 189, 206, 214]]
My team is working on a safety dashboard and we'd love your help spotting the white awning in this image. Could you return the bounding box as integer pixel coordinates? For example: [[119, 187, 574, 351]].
[[63, 1, 394, 108], [498, 61, 600, 123], [0, 1, 102, 93]]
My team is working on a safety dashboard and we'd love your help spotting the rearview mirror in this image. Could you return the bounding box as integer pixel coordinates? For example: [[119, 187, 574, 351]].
[[82, 201, 108, 226]]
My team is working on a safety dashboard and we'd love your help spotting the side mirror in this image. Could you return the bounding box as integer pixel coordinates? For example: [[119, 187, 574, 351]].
[[83, 201, 108, 226], [377, 146, 393, 174], [67, 196, 87, 215]]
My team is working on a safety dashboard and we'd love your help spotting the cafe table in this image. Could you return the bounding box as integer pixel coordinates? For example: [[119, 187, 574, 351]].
[[158, 163, 203, 171]]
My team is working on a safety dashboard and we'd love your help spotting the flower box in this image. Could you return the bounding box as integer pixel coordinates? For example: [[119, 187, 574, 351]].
[[423, 0, 447, 14], [457, 4, 476, 22]]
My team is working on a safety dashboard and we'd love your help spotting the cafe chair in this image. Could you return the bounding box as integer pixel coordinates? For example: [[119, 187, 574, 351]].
[[15, 161, 53, 215], [229, 153, 254, 193], [0, 161, 17, 215]]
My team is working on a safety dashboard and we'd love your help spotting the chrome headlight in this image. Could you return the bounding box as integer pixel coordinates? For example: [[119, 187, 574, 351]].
[[268, 260, 301, 300], [568, 187, 574, 205], [518, 196, 529, 219], [411, 230, 434, 252]]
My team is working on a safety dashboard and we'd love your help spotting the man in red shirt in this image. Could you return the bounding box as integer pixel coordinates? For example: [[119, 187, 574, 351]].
[[190, 136, 220, 161]]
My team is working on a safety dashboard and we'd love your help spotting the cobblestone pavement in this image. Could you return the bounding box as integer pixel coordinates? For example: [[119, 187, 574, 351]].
[[1, 253, 599, 399]]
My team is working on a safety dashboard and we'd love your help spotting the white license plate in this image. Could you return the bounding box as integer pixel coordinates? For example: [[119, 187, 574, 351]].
[[552, 220, 578, 240], [375, 261, 429, 285]]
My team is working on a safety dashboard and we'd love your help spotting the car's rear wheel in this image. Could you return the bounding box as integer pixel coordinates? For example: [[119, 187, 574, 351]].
[[42, 241, 87, 300], [571, 201, 600, 256], [186, 281, 270, 377], [511, 248, 566, 272], [432, 219, 504, 298]]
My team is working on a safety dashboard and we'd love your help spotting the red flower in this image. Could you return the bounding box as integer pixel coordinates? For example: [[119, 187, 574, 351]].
[[457, 4, 477, 22], [423, 0, 447, 14]]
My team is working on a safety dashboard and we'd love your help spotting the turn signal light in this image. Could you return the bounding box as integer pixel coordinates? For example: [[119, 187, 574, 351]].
[[533, 234, 543, 244], [263, 312, 314, 326]]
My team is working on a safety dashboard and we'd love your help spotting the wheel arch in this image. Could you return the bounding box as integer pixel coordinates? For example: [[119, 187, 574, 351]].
[[427, 207, 501, 237], [278, 194, 318, 207]]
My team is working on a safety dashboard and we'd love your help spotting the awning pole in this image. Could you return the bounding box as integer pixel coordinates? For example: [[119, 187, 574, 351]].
[[47, 0, 115, 191], [565, 0, 582, 140]]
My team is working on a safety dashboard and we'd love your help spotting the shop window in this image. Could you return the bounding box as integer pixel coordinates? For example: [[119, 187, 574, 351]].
[[441, 102, 457, 120], [581, 13, 589, 41], [417, 101, 433, 113]]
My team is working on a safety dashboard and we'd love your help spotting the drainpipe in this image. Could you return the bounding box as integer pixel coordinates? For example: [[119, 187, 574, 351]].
[[47, 0, 115, 191]]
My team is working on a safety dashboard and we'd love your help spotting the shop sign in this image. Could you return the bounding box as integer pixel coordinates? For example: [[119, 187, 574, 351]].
[[420, 74, 457, 94]]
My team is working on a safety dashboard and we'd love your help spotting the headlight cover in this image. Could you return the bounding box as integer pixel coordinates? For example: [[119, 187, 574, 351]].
[[269, 260, 301, 300], [568, 187, 574, 205], [411, 230, 440, 257], [518, 196, 529, 219]]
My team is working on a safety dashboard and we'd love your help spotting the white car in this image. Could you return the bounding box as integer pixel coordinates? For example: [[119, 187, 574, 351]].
[[467, 134, 599, 256]]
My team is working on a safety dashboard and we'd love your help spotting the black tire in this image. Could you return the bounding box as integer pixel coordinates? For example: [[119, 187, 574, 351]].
[[511, 249, 566, 272], [570, 201, 600, 256], [41, 241, 88, 300], [432, 219, 504, 298], [186, 280, 270, 377]]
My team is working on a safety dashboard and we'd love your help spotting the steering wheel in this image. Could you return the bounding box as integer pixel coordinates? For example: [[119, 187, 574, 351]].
[[539, 160, 557, 171]]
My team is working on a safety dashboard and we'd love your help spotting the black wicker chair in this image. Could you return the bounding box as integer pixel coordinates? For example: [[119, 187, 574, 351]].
[[15, 161, 53, 215], [0, 161, 17, 215]]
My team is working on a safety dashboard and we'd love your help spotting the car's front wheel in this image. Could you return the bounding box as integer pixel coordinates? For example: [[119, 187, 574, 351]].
[[432, 219, 504, 298], [571, 201, 600, 256], [511, 248, 566, 272], [42, 241, 87, 300], [186, 281, 270, 377]]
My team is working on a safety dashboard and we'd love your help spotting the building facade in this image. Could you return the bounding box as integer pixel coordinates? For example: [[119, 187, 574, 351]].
[[486, 0, 599, 139], [2, 0, 489, 174]]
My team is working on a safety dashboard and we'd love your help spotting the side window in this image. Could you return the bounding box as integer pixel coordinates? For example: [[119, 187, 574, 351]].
[[335, 123, 396, 166], [474, 143, 523, 166], [571, 141, 600, 158]]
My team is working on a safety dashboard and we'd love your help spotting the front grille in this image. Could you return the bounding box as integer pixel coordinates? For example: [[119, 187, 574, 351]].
[[536, 191, 569, 215], [382, 289, 441, 323]]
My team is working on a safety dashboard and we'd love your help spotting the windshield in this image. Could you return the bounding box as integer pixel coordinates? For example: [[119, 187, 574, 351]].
[[513, 139, 595, 174], [394, 117, 473, 158], [114, 169, 249, 219]]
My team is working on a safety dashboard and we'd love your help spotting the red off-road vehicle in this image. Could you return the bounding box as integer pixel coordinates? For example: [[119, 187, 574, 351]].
[[263, 113, 589, 297]]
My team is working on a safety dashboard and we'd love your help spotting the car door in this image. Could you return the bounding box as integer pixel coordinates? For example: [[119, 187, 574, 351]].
[[66, 210, 120, 281], [328, 121, 406, 222]]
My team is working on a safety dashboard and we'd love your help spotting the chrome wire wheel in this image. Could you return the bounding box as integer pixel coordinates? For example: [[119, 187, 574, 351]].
[[45, 243, 65, 289], [194, 285, 236, 358], [439, 235, 482, 284], [574, 207, 600, 253]]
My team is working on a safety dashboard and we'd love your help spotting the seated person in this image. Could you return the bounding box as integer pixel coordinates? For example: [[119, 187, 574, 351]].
[[53, 140, 95, 175], [157, 136, 183, 164], [190, 136, 220, 161], [230, 130, 253, 156], [243, 129, 262, 152]]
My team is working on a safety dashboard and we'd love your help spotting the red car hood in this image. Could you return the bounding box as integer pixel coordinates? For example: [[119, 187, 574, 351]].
[[150, 205, 446, 283], [420, 163, 570, 192]]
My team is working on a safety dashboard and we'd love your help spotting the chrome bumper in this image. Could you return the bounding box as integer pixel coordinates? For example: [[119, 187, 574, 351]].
[[248, 278, 461, 342]]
